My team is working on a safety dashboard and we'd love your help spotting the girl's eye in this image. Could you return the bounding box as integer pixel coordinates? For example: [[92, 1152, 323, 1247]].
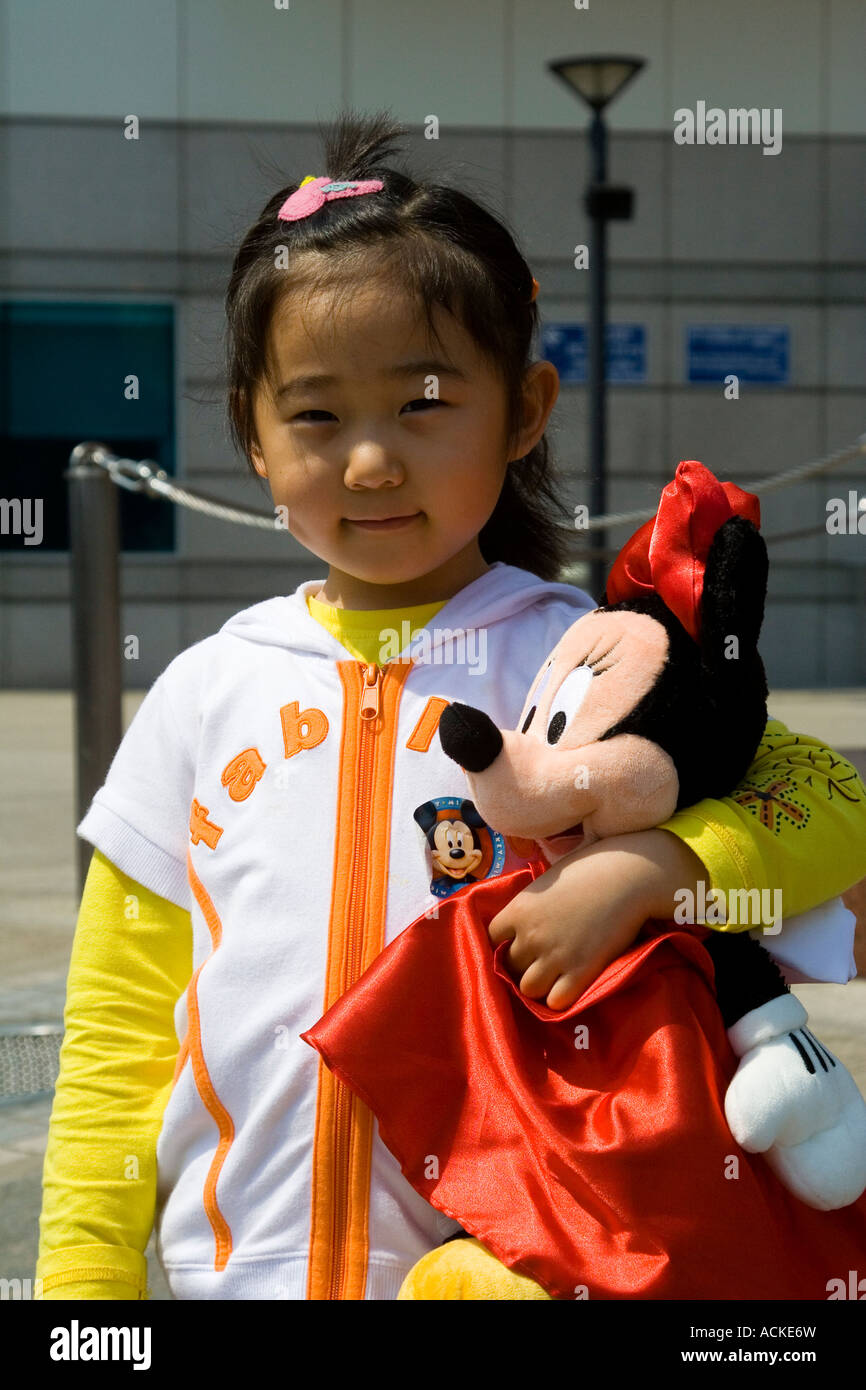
[[291, 399, 442, 422]]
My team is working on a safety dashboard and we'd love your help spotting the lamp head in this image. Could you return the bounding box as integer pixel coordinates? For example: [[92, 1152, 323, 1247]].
[[548, 56, 646, 113]]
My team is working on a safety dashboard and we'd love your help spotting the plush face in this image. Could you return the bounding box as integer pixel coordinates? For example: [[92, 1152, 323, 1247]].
[[441, 608, 681, 863], [430, 817, 483, 879]]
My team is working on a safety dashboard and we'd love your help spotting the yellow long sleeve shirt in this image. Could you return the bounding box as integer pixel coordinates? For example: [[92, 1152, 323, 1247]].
[[36, 599, 866, 1299]]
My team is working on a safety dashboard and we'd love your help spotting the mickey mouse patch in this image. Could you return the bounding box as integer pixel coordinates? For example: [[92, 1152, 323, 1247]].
[[413, 795, 505, 899]]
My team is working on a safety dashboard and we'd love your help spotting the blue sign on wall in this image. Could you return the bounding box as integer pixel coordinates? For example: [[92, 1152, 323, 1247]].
[[686, 324, 789, 384], [542, 323, 646, 384]]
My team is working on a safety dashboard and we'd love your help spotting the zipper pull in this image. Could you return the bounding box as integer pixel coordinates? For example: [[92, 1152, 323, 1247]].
[[360, 664, 382, 721]]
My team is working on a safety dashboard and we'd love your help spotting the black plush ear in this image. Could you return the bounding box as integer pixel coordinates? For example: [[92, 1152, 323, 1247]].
[[413, 801, 439, 838], [698, 515, 769, 782], [458, 799, 486, 830], [596, 516, 770, 808], [700, 515, 768, 674]]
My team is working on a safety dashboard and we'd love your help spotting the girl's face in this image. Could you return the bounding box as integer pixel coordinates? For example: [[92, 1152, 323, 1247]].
[[249, 270, 558, 607]]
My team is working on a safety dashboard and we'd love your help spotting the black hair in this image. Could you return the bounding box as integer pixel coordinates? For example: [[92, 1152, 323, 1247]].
[[223, 108, 569, 580]]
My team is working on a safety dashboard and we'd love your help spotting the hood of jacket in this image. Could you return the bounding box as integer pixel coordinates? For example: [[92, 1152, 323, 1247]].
[[217, 562, 595, 661]]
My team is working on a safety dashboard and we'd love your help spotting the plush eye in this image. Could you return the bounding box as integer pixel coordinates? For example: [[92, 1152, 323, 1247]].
[[520, 661, 553, 734], [546, 665, 593, 744]]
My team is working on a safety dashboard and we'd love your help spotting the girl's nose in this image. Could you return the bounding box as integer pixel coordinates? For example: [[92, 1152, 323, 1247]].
[[343, 441, 405, 489], [439, 703, 504, 773]]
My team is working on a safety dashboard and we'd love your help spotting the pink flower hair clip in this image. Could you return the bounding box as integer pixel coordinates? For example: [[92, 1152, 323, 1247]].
[[277, 174, 385, 222]]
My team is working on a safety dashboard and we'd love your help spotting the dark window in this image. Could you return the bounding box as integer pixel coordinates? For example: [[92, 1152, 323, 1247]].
[[0, 301, 175, 552]]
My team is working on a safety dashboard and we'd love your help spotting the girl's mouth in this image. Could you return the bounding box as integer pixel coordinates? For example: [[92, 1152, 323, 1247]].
[[347, 513, 422, 531]]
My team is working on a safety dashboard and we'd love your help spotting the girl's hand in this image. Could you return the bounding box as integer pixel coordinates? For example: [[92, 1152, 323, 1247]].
[[488, 829, 706, 1010]]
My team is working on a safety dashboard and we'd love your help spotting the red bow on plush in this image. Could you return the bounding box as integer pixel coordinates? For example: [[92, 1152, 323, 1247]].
[[604, 460, 760, 641]]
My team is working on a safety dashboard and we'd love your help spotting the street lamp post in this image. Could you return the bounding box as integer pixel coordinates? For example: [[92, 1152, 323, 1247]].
[[548, 56, 646, 600], [587, 107, 608, 602]]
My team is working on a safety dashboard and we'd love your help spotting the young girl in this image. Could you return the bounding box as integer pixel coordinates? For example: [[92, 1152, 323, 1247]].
[[36, 110, 866, 1301]]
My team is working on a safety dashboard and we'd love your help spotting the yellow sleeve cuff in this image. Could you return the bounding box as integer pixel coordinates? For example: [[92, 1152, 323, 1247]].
[[35, 1244, 148, 1300], [661, 717, 866, 930], [661, 804, 761, 910]]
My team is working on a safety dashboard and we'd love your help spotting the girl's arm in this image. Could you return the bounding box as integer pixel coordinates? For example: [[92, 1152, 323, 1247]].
[[36, 849, 192, 1300], [489, 719, 866, 1010], [656, 717, 866, 930]]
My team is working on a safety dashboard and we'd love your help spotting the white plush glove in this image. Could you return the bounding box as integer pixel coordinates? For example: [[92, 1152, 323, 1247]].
[[724, 994, 866, 1210]]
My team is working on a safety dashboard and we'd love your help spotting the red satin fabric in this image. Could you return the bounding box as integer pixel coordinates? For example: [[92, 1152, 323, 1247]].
[[303, 862, 866, 1300], [605, 460, 761, 641]]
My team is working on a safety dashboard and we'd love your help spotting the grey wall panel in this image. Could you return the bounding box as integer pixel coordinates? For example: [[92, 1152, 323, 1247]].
[[179, 2, 344, 125], [180, 395, 238, 479], [825, 397, 866, 459], [667, 390, 823, 478], [760, 479, 832, 561], [550, 386, 672, 496], [510, 131, 588, 260], [760, 601, 822, 687], [7, 602, 71, 686], [605, 471, 674, 521], [821, 496, 866, 568], [513, 132, 668, 264], [118, 604, 185, 689], [827, 306, 866, 389], [828, 141, 866, 263], [352, 0, 508, 128], [182, 126, 322, 259], [6, 122, 180, 253], [1, 250, 183, 294], [3, 560, 69, 600], [6, 1, 863, 136], [414, 131, 509, 215], [670, 140, 823, 264], [602, 388, 671, 482], [177, 584, 321, 656], [822, 600, 866, 687], [179, 491, 308, 562], [180, 296, 228, 386]]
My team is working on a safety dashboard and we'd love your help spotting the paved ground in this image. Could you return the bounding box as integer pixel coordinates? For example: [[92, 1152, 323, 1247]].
[[1, 688, 864, 1301]]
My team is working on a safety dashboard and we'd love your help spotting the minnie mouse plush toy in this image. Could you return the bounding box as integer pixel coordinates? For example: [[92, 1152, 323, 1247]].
[[303, 461, 866, 1300]]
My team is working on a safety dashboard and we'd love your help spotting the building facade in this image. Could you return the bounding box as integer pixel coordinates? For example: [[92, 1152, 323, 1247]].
[[1, 0, 864, 686]]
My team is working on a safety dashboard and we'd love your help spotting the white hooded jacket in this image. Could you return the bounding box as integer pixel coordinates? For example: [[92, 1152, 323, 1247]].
[[76, 563, 598, 1300]]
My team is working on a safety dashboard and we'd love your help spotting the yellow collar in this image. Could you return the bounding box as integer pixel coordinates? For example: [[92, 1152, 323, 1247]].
[[306, 593, 447, 665]]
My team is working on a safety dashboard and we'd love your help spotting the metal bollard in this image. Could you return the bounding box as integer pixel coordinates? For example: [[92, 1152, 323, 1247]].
[[63, 442, 123, 896]]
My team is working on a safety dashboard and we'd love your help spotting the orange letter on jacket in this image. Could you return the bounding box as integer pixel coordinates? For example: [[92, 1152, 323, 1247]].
[[190, 799, 224, 849], [280, 702, 329, 760], [222, 747, 267, 801]]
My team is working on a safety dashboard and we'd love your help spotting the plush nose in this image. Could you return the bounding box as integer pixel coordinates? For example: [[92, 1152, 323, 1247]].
[[439, 702, 504, 773]]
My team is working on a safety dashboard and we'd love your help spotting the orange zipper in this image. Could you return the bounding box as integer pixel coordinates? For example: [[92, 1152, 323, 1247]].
[[327, 662, 381, 1301], [307, 658, 411, 1301]]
